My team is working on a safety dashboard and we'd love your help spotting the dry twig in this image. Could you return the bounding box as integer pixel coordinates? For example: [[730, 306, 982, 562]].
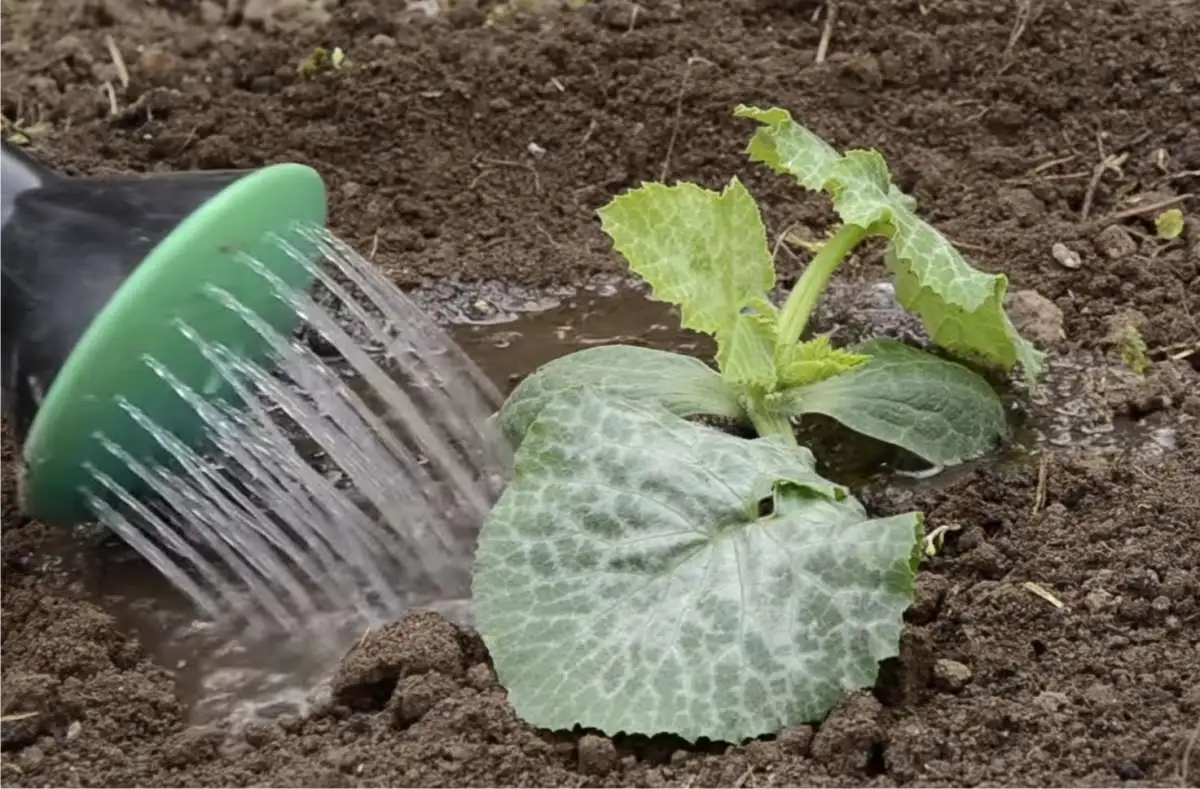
[[1080, 138, 1128, 221], [104, 35, 130, 89], [1032, 453, 1049, 515], [470, 157, 542, 193], [815, 1, 839, 64], [1000, 0, 1037, 70], [1102, 193, 1194, 223], [660, 56, 715, 182]]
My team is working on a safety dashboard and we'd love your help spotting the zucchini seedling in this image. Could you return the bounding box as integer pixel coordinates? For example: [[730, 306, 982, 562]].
[[471, 105, 1044, 744]]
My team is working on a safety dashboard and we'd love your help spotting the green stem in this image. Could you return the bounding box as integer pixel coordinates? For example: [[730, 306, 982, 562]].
[[746, 396, 797, 445], [776, 223, 868, 350]]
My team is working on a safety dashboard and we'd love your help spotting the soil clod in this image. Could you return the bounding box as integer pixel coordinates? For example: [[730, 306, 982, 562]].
[[332, 611, 465, 710]]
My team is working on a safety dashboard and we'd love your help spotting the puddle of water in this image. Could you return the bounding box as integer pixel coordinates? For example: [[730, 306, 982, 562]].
[[453, 288, 712, 388], [46, 283, 1186, 727]]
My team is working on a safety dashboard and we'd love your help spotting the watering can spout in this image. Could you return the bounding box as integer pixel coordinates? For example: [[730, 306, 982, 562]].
[[0, 140, 329, 526]]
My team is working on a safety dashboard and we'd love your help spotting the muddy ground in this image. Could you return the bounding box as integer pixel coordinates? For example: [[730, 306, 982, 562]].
[[3, 0, 1200, 785]]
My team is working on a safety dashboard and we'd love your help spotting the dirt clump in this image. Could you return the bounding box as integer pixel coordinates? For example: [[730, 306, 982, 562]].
[[2, 0, 1200, 785], [331, 610, 466, 710]]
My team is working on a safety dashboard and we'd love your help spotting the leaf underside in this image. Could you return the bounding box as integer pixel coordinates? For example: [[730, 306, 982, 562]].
[[735, 104, 1045, 384], [494, 344, 744, 451], [473, 391, 923, 743], [780, 339, 1010, 466]]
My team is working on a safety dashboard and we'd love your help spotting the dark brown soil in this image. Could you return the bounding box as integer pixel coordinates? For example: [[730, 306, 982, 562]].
[[3, 0, 1200, 785]]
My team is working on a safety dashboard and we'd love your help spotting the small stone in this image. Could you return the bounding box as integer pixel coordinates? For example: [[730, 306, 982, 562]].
[[1151, 595, 1171, 614], [527, 141, 546, 158], [577, 734, 618, 776], [1007, 289, 1066, 346], [1095, 225, 1138, 259], [370, 34, 396, 47], [1052, 242, 1083, 269], [1032, 690, 1070, 713], [65, 721, 82, 741], [932, 659, 972, 692]]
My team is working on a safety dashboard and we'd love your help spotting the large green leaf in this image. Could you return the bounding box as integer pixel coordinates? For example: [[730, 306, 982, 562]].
[[597, 179, 779, 389], [735, 105, 1045, 384], [495, 345, 743, 450], [779, 339, 1009, 466], [473, 391, 923, 743]]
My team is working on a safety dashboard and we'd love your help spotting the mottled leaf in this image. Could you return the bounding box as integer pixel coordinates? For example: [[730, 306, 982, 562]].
[[597, 179, 778, 382], [735, 105, 841, 191], [474, 391, 923, 742], [495, 345, 743, 449], [736, 107, 1045, 384], [780, 339, 1009, 466]]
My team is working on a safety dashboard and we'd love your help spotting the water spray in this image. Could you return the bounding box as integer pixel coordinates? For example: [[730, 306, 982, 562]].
[[2, 141, 507, 642]]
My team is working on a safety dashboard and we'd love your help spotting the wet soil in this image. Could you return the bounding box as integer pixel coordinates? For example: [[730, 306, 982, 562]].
[[3, 0, 1200, 785]]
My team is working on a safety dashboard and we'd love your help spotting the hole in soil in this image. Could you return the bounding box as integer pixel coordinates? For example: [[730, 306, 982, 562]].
[[42, 283, 1188, 728], [866, 741, 889, 777]]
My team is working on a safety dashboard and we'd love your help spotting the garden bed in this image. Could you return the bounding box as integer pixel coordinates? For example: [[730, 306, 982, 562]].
[[2, 0, 1198, 785]]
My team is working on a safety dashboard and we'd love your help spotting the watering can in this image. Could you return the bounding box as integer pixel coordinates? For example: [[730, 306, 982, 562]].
[[1, 140, 328, 526]]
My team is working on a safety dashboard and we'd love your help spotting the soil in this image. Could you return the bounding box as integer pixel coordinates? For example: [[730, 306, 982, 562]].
[[3, 0, 1200, 785]]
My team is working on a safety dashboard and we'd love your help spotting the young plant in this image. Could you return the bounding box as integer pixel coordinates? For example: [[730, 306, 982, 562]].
[[493, 105, 1043, 466], [472, 106, 1045, 744]]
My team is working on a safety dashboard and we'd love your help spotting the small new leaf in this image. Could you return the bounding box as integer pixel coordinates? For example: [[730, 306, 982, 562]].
[[736, 107, 1045, 384], [1119, 325, 1150, 375], [495, 345, 744, 449], [474, 391, 923, 743], [779, 340, 1009, 466], [776, 335, 871, 388]]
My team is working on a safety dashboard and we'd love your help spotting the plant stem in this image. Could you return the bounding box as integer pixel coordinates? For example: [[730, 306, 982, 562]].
[[746, 397, 797, 445], [775, 223, 868, 350]]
